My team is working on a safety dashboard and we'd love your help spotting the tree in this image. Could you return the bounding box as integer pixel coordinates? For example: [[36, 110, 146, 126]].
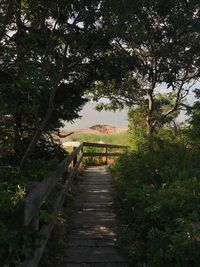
[[90, 0, 200, 134], [0, 0, 122, 167]]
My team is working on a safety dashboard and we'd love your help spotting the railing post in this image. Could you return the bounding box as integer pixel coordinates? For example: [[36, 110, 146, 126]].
[[26, 182, 39, 231], [29, 216, 39, 231], [73, 147, 78, 167], [80, 145, 84, 168], [105, 147, 108, 165]]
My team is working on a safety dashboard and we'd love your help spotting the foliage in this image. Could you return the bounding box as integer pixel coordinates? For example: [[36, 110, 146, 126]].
[[0, 158, 61, 266], [0, 1, 130, 263], [111, 130, 200, 266], [82, 146, 105, 166], [1, 0, 129, 166], [90, 0, 200, 133], [187, 88, 200, 163], [1, 1, 200, 266], [40, 185, 80, 267]]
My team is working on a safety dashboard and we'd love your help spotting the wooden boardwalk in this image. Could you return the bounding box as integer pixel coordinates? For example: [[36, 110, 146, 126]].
[[64, 165, 127, 267]]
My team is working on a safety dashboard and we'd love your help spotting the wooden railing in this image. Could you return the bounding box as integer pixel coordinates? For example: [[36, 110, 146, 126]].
[[19, 142, 128, 267], [83, 142, 128, 164]]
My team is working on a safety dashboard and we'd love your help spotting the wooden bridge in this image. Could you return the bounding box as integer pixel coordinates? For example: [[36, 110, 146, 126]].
[[18, 142, 128, 267]]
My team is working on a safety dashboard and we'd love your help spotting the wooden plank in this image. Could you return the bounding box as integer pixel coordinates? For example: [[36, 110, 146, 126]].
[[64, 246, 125, 263], [105, 147, 108, 164], [63, 154, 83, 193], [64, 165, 126, 265], [83, 142, 128, 149], [83, 152, 123, 157], [63, 143, 83, 166], [23, 155, 83, 267], [20, 144, 83, 226], [20, 142, 127, 266]]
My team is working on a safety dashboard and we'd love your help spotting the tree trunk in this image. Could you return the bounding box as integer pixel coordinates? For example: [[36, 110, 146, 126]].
[[19, 37, 68, 170], [146, 88, 154, 135], [13, 114, 23, 158], [19, 84, 58, 170]]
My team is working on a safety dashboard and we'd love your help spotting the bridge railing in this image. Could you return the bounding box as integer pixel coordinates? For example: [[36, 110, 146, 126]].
[[18, 142, 128, 267], [82, 142, 128, 164]]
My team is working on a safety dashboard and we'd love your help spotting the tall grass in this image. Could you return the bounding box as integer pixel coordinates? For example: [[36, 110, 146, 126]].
[[66, 132, 130, 145]]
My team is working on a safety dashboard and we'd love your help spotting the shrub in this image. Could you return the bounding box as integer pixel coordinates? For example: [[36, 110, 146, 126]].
[[111, 131, 200, 266], [0, 158, 63, 266]]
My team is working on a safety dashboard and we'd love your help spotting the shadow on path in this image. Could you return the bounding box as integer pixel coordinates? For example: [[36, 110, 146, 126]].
[[64, 165, 127, 267]]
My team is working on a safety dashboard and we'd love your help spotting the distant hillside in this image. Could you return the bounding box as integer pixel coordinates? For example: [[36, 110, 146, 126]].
[[89, 124, 128, 134], [61, 124, 128, 137], [60, 124, 129, 146]]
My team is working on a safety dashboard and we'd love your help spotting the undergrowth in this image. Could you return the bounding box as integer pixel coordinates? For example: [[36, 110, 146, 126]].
[[111, 129, 200, 267], [39, 183, 80, 267], [0, 143, 68, 266]]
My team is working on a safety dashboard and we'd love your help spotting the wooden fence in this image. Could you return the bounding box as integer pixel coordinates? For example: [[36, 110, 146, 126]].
[[18, 142, 128, 267]]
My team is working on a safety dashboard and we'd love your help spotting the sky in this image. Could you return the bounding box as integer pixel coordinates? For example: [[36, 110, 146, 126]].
[[64, 101, 187, 131], [64, 102, 128, 130], [63, 82, 199, 130]]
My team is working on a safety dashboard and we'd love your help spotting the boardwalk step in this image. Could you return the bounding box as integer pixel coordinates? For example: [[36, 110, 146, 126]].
[[69, 227, 116, 240], [66, 239, 116, 247], [65, 264, 127, 267], [65, 247, 124, 263], [64, 166, 127, 266]]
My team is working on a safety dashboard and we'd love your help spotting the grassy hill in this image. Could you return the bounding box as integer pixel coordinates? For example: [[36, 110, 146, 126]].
[[61, 125, 130, 146], [66, 132, 129, 145]]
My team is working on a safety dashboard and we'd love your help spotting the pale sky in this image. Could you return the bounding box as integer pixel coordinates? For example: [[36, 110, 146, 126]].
[[64, 102, 128, 130], [63, 82, 199, 130]]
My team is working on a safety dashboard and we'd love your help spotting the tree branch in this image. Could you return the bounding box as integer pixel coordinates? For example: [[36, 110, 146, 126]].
[[19, 45, 68, 170], [162, 82, 184, 119], [0, 0, 13, 42], [56, 130, 75, 138]]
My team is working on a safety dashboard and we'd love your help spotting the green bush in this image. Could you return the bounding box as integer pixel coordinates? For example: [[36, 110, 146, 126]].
[[111, 131, 200, 267], [83, 146, 105, 166], [0, 158, 61, 266]]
